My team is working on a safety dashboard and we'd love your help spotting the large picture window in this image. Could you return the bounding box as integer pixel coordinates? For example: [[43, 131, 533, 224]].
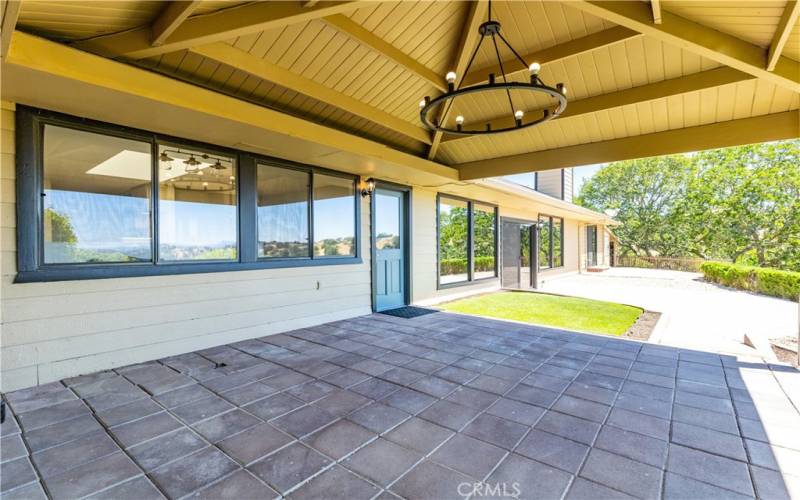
[[257, 165, 309, 258], [473, 203, 497, 280], [438, 197, 469, 284], [438, 195, 497, 287], [313, 173, 356, 257], [538, 216, 551, 270], [539, 214, 564, 269], [42, 125, 152, 264], [158, 145, 237, 261], [16, 107, 361, 282]]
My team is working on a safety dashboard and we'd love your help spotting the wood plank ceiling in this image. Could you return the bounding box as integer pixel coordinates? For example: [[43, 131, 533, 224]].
[[12, 0, 800, 177]]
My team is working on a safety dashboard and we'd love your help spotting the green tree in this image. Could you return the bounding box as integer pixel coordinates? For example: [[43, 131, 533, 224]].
[[683, 141, 800, 269], [44, 208, 77, 244], [575, 140, 800, 271], [439, 206, 468, 260], [575, 155, 695, 257]]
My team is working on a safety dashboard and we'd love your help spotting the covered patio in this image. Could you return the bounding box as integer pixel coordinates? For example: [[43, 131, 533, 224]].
[[1, 1, 799, 498], [3, 312, 799, 499]]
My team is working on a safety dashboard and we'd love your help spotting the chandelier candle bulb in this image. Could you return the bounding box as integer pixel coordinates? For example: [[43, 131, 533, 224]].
[[529, 62, 541, 75], [446, 71, 457, 83]]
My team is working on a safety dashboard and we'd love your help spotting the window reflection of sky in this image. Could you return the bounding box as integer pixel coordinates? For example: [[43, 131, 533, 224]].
[[45, 190, 150, 248]]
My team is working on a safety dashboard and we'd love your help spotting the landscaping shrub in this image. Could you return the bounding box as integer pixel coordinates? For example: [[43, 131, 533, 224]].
[[700, 261, 800, 300], [440, 257, 495, 276]]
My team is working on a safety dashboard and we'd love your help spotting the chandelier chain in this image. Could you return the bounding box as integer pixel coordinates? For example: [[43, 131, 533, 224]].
[[417, 0, 567, 136], [491, 33, 517, 119]]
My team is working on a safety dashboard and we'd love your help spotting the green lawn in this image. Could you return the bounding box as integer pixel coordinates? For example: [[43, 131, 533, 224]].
[[438, 291, 642, 336]]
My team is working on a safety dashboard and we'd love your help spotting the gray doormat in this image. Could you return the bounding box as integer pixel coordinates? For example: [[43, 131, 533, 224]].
[[379, 306, 439, 319]]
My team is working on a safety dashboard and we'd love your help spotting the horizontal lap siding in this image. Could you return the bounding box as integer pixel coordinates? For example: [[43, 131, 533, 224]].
[[536, 169, 564, 200], [0, 102, 372, 391]]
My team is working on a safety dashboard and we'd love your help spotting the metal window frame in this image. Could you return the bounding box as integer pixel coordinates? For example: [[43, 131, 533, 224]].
[[436, 193, 499, 290], [537, 213, 564, 270], [15, 106, 361, 283]]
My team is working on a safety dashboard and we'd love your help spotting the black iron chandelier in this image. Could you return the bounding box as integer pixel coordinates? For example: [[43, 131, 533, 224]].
[[418, 0, 567, 136]]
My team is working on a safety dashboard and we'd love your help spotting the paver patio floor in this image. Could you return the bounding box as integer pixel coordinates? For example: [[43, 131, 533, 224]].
[[2, 312, 799, 499]]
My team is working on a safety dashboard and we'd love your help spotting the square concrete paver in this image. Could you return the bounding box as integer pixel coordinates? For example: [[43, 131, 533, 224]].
[[2, 311, 799, 499], [487, 454, 573, 500], [149, 447, 239, 499], [248, 442, 331, 494], [430, 433, 506, 479], [343, 439, 421, 486], [302, 419, 375, 459], [218, 423, 293, 465]]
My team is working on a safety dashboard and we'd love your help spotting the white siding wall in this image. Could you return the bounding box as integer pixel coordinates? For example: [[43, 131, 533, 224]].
[[0, 102, 603, 391], [536, 169, 574, 201], [563, 168, 574, 203], [0, 103, 373, 392], [536, 169, 562, 199]]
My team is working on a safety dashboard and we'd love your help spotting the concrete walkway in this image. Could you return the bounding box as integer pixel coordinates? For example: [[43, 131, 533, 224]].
[[540, 268, 798, 359]]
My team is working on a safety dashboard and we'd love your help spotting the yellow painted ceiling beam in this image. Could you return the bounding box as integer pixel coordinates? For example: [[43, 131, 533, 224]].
[[443, 66, 753, 144], [427, 0, 488, 160], [190, 42, 431, 145], [461, 26, 640, 88], [151, 1, 201, 47], [568, 1, 800, 93], [457, 111, 800, 180], [322, 14, 446, 92], [5, 32, 457, 181], [0, 0, 21, 59], [767, 1, 800, 71], [73, 1, 366, 60]]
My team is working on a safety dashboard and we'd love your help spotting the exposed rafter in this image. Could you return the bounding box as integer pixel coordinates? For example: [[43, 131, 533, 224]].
[[190, 43, 431, 145], [767, 0, 800, 71], [1, 0, 21, 59], [427, 0, 488, 160], [151, 1, 200, 47], [322, 14, 445, 91], [568, 1, 800, 93], [457, 111, 800, 180], [650, 0, 662, 24], [461, 26, 640, 88], [73, 1, 366, 60], [443, 67, 753, 145], [6, 31, 458, 182]]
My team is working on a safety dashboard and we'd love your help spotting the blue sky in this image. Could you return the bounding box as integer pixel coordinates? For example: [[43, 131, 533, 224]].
[[573, 163, 605, 195], [504, 164, 605, 197]]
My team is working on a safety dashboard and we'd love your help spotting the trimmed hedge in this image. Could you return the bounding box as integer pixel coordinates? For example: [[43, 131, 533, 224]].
[[700, 261, 800, 300], [440, 256, 495, 276]]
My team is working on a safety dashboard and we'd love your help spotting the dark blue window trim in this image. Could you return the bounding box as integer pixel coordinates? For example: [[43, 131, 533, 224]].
[[436, 193, 499, 290], [15, 106, 361, 283]]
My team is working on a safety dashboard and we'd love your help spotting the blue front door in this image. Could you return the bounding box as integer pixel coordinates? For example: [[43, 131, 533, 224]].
[[374, 189, 406, 311]]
